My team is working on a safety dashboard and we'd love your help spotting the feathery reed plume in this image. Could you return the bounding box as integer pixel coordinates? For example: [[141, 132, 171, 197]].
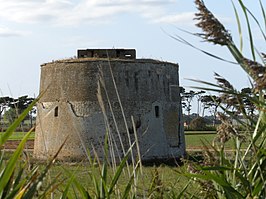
[[216, 113, 238, 143], [242, 58, 266, 91], [194, 0, 232, 45], [214, 72, 234, 90]]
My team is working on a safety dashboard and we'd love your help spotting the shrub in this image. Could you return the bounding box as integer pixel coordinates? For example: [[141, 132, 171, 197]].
[[189, 117, 207, 131]]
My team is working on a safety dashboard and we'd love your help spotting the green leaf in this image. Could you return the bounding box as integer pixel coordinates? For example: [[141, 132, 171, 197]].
[[0, 130, 32, 197], [23, 137, 68, 198], [121, 168, 135, 199], [185, 172, 243, 198], [237, 0, 256, 61], [100, 162, 107, 198], [259, 0, 266, 33], [60, 176, 75, 199], [63, 168, 92, 199], [108, 152, 130, 195], [175, 180, 192, 199], [231, 0, 243, 52]]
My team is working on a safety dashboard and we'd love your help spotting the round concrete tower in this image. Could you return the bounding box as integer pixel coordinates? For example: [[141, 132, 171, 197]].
[[34, 49, 185, 161]]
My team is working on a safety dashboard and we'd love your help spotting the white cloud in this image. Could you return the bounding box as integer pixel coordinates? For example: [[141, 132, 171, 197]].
[[155, 12, 194, 25], [0, 0, 179, 25], [0, 0, 73, 23], [0, 26, 28, 37]]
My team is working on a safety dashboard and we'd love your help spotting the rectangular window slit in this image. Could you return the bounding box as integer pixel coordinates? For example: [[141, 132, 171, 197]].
[[54, 106, 58, 117], [155, 106, 159, 118]]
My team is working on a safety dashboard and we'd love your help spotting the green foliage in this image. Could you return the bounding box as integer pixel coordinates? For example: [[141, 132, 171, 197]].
[[189, 117, 208, 131], [3, 108, 16, 125], [176, 0, 266, 198]]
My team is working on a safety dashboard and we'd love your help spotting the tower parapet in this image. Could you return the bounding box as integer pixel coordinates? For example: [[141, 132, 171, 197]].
[[77, 49, 136, 59]]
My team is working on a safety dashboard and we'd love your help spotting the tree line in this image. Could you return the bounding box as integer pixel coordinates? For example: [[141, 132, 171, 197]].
[[0, 95, 36, 131], [180, 87, 256, 126]]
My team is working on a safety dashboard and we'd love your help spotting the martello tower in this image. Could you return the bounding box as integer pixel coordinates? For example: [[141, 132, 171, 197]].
[[34, 49, 185, 161]]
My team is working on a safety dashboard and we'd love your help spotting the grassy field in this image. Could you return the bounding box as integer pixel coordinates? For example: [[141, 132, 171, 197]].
[[1, 131, 251, 150], [0, 131, 35, 140], [185, 131, 250, 149], [40, 162, 195, 198], [2, 131, 217, 148], [1, 131, 237, 148], [185, 131, 216, 149]]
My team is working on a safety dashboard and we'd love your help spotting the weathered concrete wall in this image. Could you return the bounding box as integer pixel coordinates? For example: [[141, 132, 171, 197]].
[[34, 58, 185, 161]]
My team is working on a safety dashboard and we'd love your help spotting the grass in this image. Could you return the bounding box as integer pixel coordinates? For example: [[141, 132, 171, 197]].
[[185, 131, 255, 150], [2, 130, 252, 151], [0, 131, 35, 140], [0, 130, 219, 148], [185, 131, 216, 148], [38, 163, 195, 198]]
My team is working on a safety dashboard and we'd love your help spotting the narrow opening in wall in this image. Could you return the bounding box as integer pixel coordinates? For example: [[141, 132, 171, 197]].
[[54, 106, 58, 117], [155, 106, 159, 118], [125, 54, 132, 58]]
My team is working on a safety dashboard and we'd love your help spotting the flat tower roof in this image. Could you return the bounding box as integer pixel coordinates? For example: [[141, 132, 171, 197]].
[[77, 49, 136, 59]]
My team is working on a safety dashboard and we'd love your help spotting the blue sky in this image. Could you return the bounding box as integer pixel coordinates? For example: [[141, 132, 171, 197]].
[[0, 0, 264, 98]]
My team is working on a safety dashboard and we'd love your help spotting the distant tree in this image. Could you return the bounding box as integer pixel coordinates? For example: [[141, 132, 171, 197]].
[[0, 97, 14, 129], [3, 108, 16, 125], [194, 90, 205, 117], [181, 89, 205, 123], [10, 95, 34, 115], [201, 95, 220, 125], [7, 96, 35, 129], [180, 89, 195, 122]]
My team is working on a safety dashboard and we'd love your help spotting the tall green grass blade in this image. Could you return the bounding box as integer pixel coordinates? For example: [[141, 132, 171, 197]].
[[92, 175, 100, 197], [176, 180, 192, 199], [23, 137, 68, 198], [60, 175, 74, 199], [63, 168, 92, 199], [245, 8, 266, 41], [100, 162, 107, 199], [122, 161, 141, 199], [185, 172, 243, 198], [5, 166, 27, 199], [237, 0, 256, 61], [74, 178, 92, 199], [108, 152, 130, 195], [121, 167, 136, 199], [39, 173, 62, 199], [10, 167, 39, 199], [0, 130, 32, 197], [167, 32, 237, 64], [259, 0, 266, 32], [231, 0, 243, 52], [2, 172, 14, 198]]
